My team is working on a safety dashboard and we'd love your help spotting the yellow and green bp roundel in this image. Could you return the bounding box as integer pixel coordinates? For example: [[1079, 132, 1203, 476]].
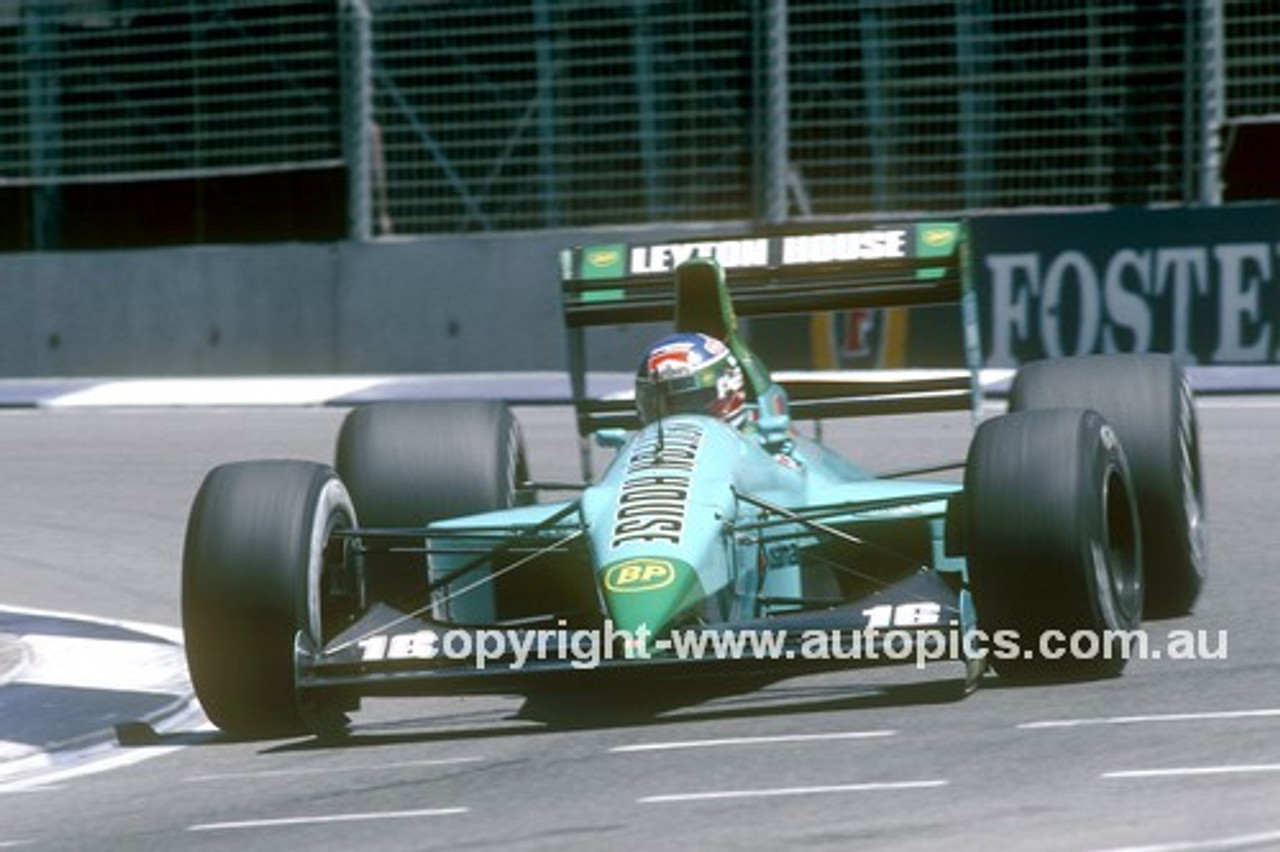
[[599, 556, 701, 642]]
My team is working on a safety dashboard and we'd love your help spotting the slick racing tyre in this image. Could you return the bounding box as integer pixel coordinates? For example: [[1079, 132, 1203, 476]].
[[1010, 354, 1205, 617], [335, 400, 530, 615], [965, 408, 1143, 682], [183, 461, 358, 738], [336, 400, 529, 527]]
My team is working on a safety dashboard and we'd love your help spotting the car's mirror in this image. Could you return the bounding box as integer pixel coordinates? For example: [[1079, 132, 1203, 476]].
[[594, 429, 627, 449]]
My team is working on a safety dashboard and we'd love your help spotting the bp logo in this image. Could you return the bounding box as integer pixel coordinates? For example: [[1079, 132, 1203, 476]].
[[581, 243, 626, 280], [922, 228, 955, 248], [916, 223, 959, 256], [604, 558, 677, 593], [587, 248, 621, 268]]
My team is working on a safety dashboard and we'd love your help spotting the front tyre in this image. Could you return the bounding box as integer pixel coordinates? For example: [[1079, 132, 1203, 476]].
[[965, 408, 1143, 682], [336, 399, 529, 529], [335, 400, 529, 615], [1011, 354, 1205, 617], [182, 461, 357, 738]]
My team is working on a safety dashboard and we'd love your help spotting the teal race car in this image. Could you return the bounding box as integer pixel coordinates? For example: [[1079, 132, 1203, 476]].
[[181, 223, 1206, 738]]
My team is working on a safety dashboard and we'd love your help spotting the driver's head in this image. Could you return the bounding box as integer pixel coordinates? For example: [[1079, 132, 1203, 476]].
[[634, 332, 746, 425]]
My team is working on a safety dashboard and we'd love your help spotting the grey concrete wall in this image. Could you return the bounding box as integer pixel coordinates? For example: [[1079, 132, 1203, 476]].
[[0, 244, 341, 376], [0, 224, 738, 377], [333, 232, 666, 374], [7, 205, 1278, 377]]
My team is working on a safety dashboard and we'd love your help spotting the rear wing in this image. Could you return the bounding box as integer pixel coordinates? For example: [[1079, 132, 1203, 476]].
[[559, 222, 983, 468]]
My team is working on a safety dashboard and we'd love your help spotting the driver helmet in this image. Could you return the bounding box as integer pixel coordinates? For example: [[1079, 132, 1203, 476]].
[[635, 332, 747, 425]]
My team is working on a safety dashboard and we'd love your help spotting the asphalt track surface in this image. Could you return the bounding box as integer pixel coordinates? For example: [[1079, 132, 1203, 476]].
[[1, 398, 1278, 851]]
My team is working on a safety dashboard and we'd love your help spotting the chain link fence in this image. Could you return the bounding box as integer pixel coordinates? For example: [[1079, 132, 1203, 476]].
[[1, 0, 340, 182], [0, 0, 1277, 244], [364, 0, 1280, 232]]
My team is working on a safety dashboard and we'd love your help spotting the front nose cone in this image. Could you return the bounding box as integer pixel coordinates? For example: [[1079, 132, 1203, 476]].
[[600, 556, 701, 655]]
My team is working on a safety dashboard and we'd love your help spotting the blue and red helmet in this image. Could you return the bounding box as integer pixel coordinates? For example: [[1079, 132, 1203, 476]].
[[634, 332, 746, 425]]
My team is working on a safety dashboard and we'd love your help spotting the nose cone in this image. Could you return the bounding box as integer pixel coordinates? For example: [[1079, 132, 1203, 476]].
[[600, 556, 702, 654]]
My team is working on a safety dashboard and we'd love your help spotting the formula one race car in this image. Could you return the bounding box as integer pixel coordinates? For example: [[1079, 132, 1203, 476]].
[[181, 223, 1206, 738]]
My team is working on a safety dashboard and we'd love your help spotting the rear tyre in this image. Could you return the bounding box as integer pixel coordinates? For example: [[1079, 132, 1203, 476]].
[[965, 409, 1142, 682], [335, 400, 529, 609], [182, 461, 357, 738], [1011, 354, 1205, 617]]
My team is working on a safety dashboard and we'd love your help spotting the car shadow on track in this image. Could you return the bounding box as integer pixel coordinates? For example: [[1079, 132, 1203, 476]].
[[250, 672, 975, 754], [115, 668, 980, 753]]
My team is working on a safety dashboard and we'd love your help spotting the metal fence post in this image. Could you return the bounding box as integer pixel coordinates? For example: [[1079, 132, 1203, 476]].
[[859, 0, 890, 213], [534, 0, 562, 228], [1199, 0, 1224, 205], [956, 2, 993, 211], [342, 0, 373, 241], [23, 2, 61, 250], [760, 0, 789, 225]]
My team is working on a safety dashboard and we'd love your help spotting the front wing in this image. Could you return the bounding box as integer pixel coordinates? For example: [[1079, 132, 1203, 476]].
[[295, 569, 965, 700]]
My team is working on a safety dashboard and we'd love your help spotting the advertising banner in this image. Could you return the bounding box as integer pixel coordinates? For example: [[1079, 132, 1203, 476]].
[[970, 204, 1280, 366]]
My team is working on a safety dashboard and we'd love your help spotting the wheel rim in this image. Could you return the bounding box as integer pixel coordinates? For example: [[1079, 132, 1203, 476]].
[[1178, 377, 1208, 582], [305, 478, 357, 646], [1101, 463, 1142, 626]]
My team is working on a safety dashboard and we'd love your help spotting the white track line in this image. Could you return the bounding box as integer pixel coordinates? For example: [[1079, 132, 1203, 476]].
[[611, 729, 896, 753], [188, 807, 468, 832], [1197, 397, 1280, 409], [0, 604, 184, 645], [44, 377, 385, 408], [1019, 709, 1280, 730], [184, 756, 483, 783], [1103, 764, 1280, 780], [1091, 828, 1280, 852], [639, 779, 947, 804]]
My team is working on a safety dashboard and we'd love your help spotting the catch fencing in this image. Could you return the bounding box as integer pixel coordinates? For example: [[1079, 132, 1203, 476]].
[[0, 1, 1277, 240]]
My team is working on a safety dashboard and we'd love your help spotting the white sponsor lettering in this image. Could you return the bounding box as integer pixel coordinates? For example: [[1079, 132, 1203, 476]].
[[780, 230, 907, 264], [630, 239, 770, 274], [611, 423, 703, 548], [1040, 251, 1101, 358], [351, 621, 1231, 671], [1152, 247, 1211, 360], [1212, 243, 1273, 362], [1102, 248, 1153, 352], [985, 252, 1038, 366], [984, 242, 1280, 365]]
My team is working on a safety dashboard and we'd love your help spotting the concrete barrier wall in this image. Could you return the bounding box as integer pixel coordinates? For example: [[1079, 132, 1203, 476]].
[[3, 204, 1276, 377], [0, 244, 342, 376], [333, 232, 673, 375], [0, 225, 741, 377]]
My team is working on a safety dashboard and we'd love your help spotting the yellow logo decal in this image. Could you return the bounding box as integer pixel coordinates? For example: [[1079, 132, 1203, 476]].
[[604, 559, 677, 593], [921, 228, 956, 249], [587, 248, 621, 268]]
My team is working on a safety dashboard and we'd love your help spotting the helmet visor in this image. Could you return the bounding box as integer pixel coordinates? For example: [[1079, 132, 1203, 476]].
[[635, 373, 721, 422]]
